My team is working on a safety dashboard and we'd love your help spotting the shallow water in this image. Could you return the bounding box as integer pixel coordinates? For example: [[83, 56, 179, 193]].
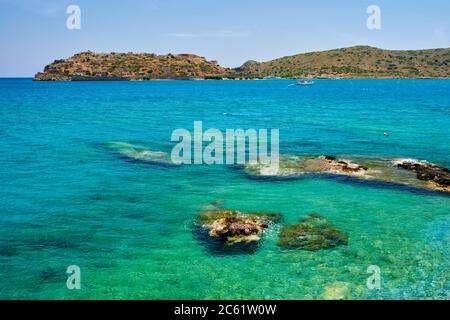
[[0, 79, 449, 299]]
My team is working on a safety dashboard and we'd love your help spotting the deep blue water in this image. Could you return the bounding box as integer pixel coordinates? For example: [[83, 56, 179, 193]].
[[0, 78, 449, 299]]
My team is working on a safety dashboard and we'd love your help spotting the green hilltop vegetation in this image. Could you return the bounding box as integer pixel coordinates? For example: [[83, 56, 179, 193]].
[[35, 46, 450, 81], [236, 46, 450, 79]]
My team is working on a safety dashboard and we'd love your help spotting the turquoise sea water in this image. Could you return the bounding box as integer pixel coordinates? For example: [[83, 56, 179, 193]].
[[0, 78, 449, 299]]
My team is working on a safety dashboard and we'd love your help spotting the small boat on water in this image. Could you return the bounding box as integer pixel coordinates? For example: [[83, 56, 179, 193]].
[[296, 80, 315, 86]]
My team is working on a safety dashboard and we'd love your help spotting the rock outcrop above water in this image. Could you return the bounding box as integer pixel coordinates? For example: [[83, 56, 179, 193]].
[[244, 155, 450, 193], [245, 155, 373, 179], [315, 155, 369, 173], [278, 214, 348, 251], [395, 159, 450, 192], [197, 209, 281, 245]]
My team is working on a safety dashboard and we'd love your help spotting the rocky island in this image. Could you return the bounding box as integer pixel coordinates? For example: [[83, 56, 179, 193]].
[[34, 51, 232, 81], [35, 46, 450, 81]]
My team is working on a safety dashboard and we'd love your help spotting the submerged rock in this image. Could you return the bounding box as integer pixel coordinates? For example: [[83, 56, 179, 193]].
[[395, 159, 450, 192], [322, 282, 351, 300], [278, 214, 348, 251], [201, 199, 224, 211], [39, 267, 67, 282], [197, 209, 281, 245], [0, 245, 18, 257], [105, 141, 175, 166]]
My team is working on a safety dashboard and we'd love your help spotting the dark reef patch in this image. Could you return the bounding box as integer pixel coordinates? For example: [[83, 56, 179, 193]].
[[278, 214, 348, 251]]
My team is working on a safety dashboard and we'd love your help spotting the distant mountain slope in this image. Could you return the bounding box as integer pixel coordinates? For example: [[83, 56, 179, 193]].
[[35, 46, 450, 81], [235, 46, 450, 78], [34, 51, 230, 81]]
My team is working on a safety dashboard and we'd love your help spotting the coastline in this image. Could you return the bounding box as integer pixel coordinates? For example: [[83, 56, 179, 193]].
[[32, 46, 450, 81], [29, 76, 450, 81]]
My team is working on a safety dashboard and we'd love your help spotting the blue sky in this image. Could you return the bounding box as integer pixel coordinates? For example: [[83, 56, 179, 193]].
[[0, 0, 449, 76]]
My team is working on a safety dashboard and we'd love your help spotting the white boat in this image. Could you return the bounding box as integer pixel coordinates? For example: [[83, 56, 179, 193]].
[[296, 80, 315, 86]]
